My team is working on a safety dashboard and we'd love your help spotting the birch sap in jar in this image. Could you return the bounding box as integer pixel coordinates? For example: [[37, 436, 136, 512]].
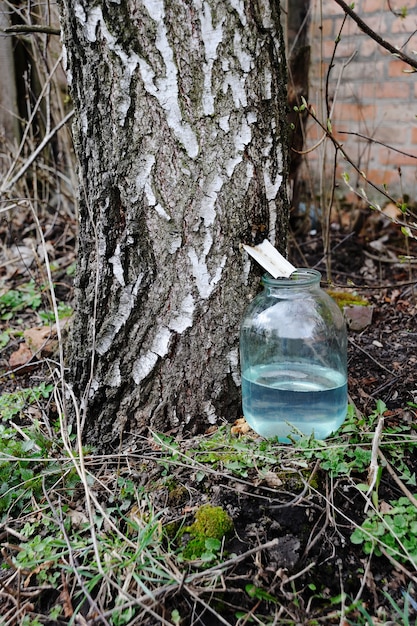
[[240, 270, 347, 442]]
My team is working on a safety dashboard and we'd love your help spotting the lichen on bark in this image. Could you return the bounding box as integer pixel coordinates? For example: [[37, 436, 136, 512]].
[[58, 0, 289, 449]]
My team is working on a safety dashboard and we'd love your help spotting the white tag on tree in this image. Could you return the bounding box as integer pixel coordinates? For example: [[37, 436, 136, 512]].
[[242, 239, 296, 279]]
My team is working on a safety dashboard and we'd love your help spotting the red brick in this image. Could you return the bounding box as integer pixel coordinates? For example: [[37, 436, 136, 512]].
[[362, 0, 386, 13], [388, 59, 413, 77], [320, 18, 334, 38], [341, 18, 361, 39], [365, 169, 399, 186], [335, 103, 377, 123], [333, 120, 353, 134], [375, 126, 407, 146], [342, 60, 386, 82], [391, 13, 417, 34], [320, 0, 346, 16], [360, 15, 387, 35], [302, 0, 417, 199], [379, 103, 416, 122], [306, 122, 325, 144], [322, 39, 344, 60], [356, 34, 380, 58], [360, 81, 410, 100], [379, 147, 417, 167]]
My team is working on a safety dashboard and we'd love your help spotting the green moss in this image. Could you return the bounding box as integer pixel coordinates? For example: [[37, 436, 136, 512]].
[[182, 504, 234, 560], [182, 536, 207, 560], [187, 504, 234, 540], [326, 290, 369, 309]]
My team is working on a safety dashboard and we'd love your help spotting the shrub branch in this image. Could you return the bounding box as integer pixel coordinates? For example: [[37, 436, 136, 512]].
[[332, 0, 417, 70]]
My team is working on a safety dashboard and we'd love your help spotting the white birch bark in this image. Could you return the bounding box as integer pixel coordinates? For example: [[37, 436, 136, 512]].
[[58, 0, 289, 447]]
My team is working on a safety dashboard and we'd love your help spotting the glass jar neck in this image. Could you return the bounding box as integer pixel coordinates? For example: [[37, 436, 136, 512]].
[[262, 269, 321, 293]]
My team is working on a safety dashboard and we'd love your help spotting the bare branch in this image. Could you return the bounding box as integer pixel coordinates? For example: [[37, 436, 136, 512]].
[[0, 110, 74, 194], [2, 24, 60, 36], [332, 0, 417, 70]]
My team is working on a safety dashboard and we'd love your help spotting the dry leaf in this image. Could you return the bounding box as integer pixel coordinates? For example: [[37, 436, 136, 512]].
[[59, 575, 74, 618], [379, 501, 393, 514], [231, 417, 252, 435], [262, 471, 283, 488], [24, 325, 57, 356], [9, 343, 34, 372], [66, 509, 89, 528]]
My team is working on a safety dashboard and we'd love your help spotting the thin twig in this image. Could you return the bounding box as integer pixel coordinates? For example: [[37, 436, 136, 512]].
[[2, 24, 60, 35], [279, 561, 317, 590], [0, 110, 74, 194], [1, 53, 64, 189], [353, 553, 374, 604], [340, 130, 417, 160], [365, 416, 384, 512], [303, 472, 332, 557], [332, 0, 417, 70], [379, 545, 417, 582], [305, 106, 401, 208], [187, 538, 279, 583], [41, 484, 111, 626], [378, 449, 417, 509], [348, 337, 395, 375], [54, 386, 107, 576]]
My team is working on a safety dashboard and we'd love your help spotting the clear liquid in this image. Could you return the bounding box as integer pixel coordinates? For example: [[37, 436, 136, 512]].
[[242, 362, 347, 442]]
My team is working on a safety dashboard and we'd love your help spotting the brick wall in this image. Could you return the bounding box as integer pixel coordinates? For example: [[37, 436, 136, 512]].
[[301, 0, 417, 208]]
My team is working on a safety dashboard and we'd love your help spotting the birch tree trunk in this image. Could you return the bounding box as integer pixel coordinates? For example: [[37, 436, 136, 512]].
[[58, 0, 289, 448]]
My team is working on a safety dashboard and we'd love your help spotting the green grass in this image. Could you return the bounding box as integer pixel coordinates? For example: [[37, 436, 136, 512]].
[[0, 386, 416, 624]]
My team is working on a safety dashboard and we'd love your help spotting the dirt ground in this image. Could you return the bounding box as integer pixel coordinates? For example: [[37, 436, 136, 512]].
[[1, 203, 417, 625], [290, 208, 417, 418]]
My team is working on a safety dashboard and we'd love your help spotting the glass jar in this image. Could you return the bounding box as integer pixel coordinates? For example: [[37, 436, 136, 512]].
[[240, 269, 347, 442]]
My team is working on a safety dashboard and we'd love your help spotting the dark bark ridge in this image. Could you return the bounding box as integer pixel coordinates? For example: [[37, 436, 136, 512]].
[[58, 0, 289, 448]]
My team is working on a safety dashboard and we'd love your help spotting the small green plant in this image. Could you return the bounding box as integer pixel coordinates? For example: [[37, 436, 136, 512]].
[[0, 382, 54, 421], [6, 478, 176, 622], [0, 280, 42, 319], [351, 496, 417, 564], [13, 524, 66, 585], [0, 329, 10, 349], [292, 399, 417, 481], [245, 583, 278, 604], [292, 404, 374, 476], [186, 427, 281, 478], [38, 301, 73, 322], [181, 504, 234, 561], [182, 536, 223, 562], [0, 279, 72, 324], [0, 421, 80, 519], [0, 382, 82, 519]]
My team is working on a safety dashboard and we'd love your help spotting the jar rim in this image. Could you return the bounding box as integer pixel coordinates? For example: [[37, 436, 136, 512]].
[[262, 268, 322, 286]]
